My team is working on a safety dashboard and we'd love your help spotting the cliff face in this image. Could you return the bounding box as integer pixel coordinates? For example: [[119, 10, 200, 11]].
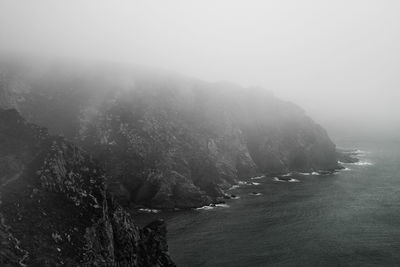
[[0, 109, 175, 266], [0, 58, 340, 208]]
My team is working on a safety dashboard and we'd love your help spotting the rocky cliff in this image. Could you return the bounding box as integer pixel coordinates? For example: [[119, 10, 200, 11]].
[[0, 57, 341, 209], [0, 108, 175, 266]]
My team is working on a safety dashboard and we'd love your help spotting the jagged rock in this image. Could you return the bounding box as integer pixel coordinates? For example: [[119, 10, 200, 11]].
[[0, 109, 175, 266], [0, 57, 342, 208]]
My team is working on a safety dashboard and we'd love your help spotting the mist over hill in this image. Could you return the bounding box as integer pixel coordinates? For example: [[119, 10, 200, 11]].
[[0, 57, 342, 209], [1, 0, 399, 141], [0, 1, 398, 266]]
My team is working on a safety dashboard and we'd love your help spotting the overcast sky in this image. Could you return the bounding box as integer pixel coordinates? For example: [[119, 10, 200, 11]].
[[0, 0, 399, 140]]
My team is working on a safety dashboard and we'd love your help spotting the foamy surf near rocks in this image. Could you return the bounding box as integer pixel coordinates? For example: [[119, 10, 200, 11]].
[[196, 203, 230, 211], [272, 177, 300, 183], [273, 177, 287, 182], [138, 208, 161, 214], [237, 181, 262, 186], [353, 161, 373, 166], [227, 185, 240, 191], [251, 175, 265, 180]]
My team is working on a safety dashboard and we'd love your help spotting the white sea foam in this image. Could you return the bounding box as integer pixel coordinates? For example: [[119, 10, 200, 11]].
[[250, 192, 262, 196], [227, 185, 240, 191], [311, 172, 320, 175], [196, 203, 230, 210], [288, 178, 300, 183], [282, 173, 292, 177], [196, 205, 214, 210], [273, 177, 286, 182], [354, 149, 369, 155], [354, 161, 373, 166], [215, 203, 230, 208], [230, 195, 241, 199], [251, 175, 265, 180], [138, 208, 160, 213], [236, 180, 262, 186], [339, 148, 368, 154], [298, 172, 312, 176]]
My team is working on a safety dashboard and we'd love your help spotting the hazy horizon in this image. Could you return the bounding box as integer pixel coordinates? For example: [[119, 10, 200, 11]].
[[1, 0, 399, 140]]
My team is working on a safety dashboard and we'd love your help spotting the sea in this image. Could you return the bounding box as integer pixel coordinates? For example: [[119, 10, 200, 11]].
[[136, 140, 400, 266]]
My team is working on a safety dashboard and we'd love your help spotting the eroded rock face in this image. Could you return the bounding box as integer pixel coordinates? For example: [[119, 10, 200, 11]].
[[0, 109, 175, 266], [0, 58, 340, 208]]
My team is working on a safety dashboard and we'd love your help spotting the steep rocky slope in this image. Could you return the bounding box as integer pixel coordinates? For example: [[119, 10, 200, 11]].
[[0, 57, 341, 208], [0, 108, 175, 266]]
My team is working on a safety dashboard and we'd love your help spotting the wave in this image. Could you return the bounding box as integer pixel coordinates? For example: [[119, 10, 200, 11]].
[[227, 185, 240, 191], [339, 148, 369, 155], [138, 208, 161, 213], [342, 160, 373, 166], [250, 192, 262, 196], [354, 149, 370, 155], [353, 161, 373, 166], [236, 181, 262, 186], [251, 175, 265, 180], [196, 203, 230, 210], [273, 177, 286, 182], [297, 171, 327, 176], [273, 177, 300, 183], [196, 205, 215, 210]]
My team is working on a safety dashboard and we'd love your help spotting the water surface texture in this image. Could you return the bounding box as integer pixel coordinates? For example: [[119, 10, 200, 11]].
[[152, 141, 400, 266]]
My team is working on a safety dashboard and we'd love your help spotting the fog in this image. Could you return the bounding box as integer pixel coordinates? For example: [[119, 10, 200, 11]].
[[0, 0, 399, 140]]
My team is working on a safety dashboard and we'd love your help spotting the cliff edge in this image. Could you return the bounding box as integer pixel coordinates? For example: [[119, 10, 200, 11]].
[[0, 109, 175, 266], [0, 58, 341, 209]]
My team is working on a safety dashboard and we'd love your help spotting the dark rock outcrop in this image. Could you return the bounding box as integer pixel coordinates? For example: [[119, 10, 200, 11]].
[[0, 109, 175, 266], [0, 57, 341, 208], [336, 148, 360, 164]]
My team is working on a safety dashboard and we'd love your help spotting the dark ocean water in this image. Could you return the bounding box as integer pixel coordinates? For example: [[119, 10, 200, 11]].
[[138, 140, 400, 266]]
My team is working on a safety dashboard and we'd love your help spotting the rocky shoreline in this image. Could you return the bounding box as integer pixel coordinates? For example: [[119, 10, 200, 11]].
[[0, 57, 357, 265], [132, 159, 359, 213], [0, 58, 342, 210]]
